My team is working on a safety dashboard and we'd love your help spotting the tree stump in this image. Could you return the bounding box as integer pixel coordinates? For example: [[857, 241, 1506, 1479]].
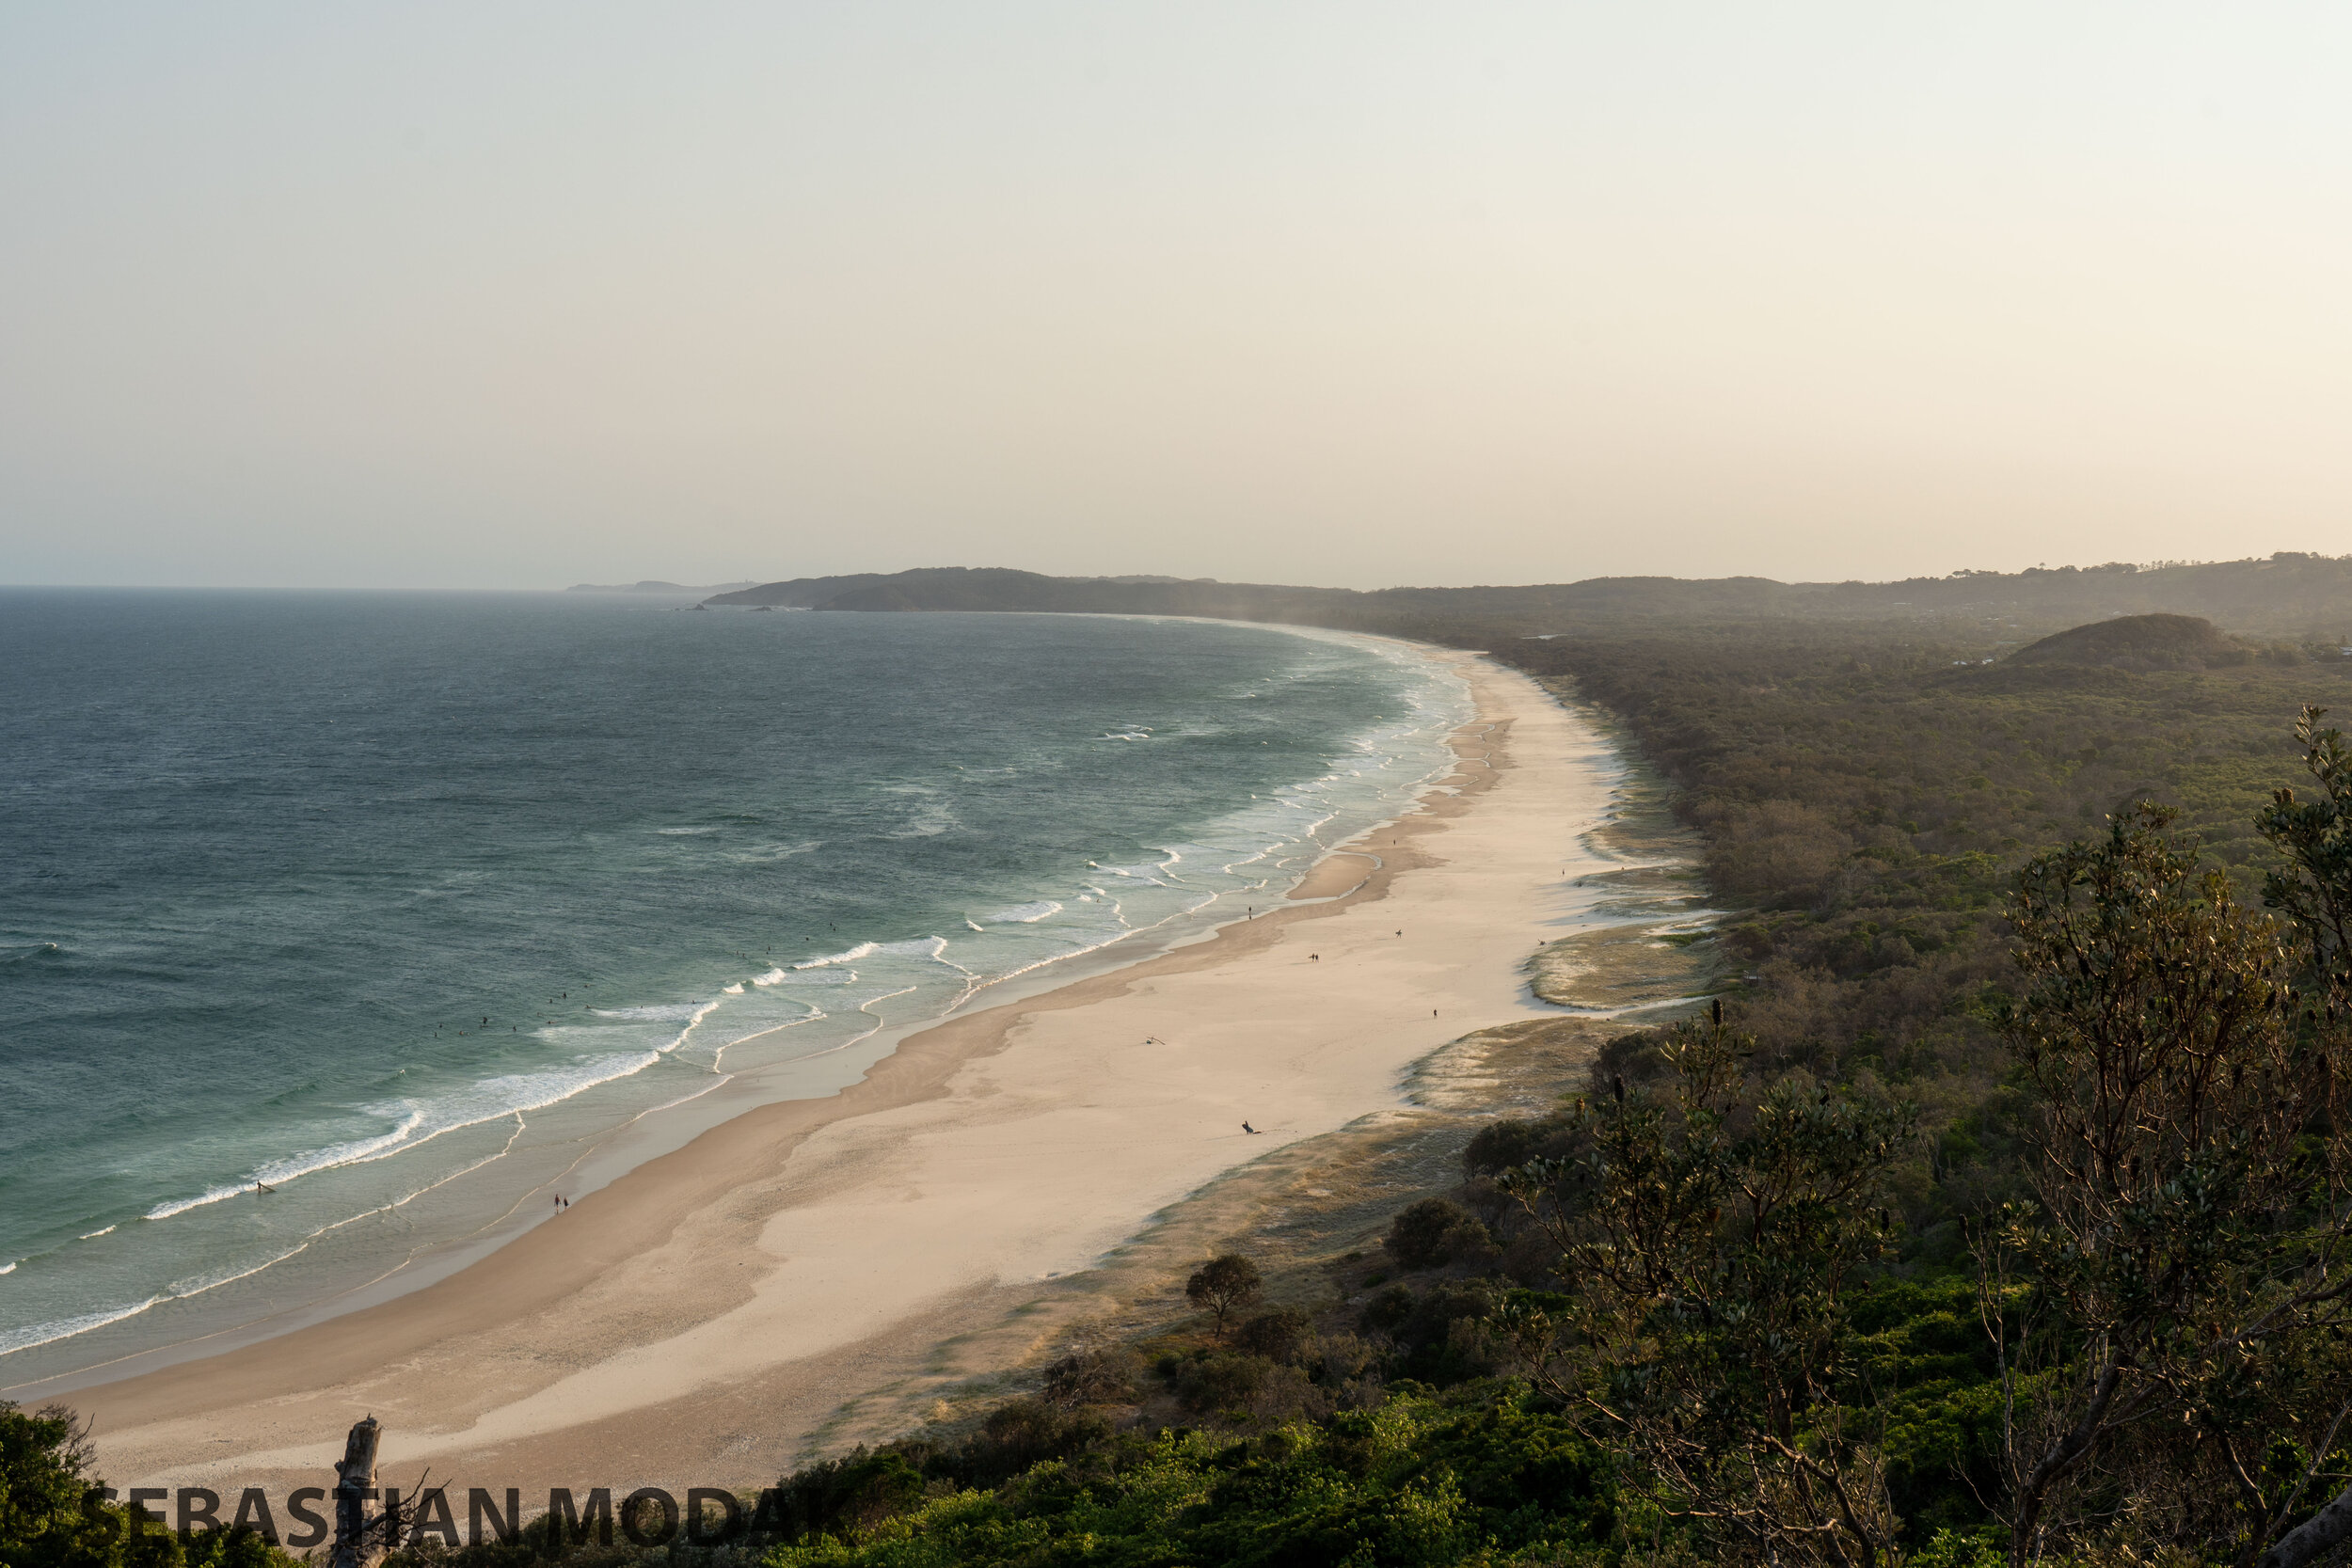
[[328, 1416, 390, 1568]]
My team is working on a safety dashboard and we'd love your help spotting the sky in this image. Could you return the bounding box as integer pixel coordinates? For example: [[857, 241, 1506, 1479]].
[[3, 4, 2349, 591]]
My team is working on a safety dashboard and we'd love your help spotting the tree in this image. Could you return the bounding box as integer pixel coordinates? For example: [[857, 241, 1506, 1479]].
[[1496, 1007, 1916, 1567], [1987, 801, 2352, 1567], [1185, 1254, 1263, 1340], [2259, 706, 2352, 1003], [2247, 712, 2352, 1568], [1, 1399, 291, 1568], [1385, 1197, 1484, 1271], [761, 1447, 927, 1544]]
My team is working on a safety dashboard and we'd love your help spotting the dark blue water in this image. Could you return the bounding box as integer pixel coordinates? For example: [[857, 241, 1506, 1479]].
[[0, 591, 1466, 1372]]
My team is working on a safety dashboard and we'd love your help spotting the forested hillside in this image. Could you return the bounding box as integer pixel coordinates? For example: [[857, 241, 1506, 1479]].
[[707, 555, 2352, 641], [23, 609, 2352, 1567]]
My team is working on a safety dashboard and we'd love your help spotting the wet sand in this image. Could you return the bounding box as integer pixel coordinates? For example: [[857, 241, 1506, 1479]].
[[55, 650, 1621, 1497]]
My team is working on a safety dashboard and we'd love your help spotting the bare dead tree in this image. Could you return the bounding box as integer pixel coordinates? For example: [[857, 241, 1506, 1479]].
[[328, 1416, 410, 1568]]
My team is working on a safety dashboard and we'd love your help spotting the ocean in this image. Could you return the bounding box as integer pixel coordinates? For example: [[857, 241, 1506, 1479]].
[[0, 591, 1470, 1383]]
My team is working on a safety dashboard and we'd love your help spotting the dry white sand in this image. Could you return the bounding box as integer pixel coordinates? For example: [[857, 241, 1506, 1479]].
[[63, 650, 1619, 1496]]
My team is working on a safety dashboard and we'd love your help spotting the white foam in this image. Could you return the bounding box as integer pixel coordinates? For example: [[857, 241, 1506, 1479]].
[[169, 1239, 315, 1299], [0, 1227, 341, 1357], [146, 1108, 435, 1221], [78, 1226, 116, 1240], [140, 999, 732, 1222], [143, 1182, 254, 1222], [709, 1004, 825, 1070], [774, 966, 855, 986], [796, 942, 878, 969], [33, 622, 1479, 1366], [983, 901, 1062, 924], [0, 1294, 167, 1357], [301, 1117, 530, 1242], [0, 1261, 15, 1275], [348, 1053, 672, 1163]]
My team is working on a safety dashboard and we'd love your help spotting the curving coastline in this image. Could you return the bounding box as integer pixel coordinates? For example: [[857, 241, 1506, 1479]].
[[40, 650, 1623, 1497], [0, 612, 1466, 1376]]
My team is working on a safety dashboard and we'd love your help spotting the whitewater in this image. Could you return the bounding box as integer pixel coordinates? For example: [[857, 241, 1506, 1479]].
[[0, 593, 1470, 1382]]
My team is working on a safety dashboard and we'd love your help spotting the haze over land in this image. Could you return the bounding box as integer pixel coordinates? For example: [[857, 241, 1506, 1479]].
[[697, 558, 2352, 642], [5, 5, 2350, 590]]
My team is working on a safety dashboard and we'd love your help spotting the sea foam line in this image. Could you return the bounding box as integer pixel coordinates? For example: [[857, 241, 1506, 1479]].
[[983, 900, 1063, 924], [30, 626, 1470, 1364], [0, 1296, 167, 1358], [708, 1003, 825, 1071], [138, 996, 729, 1222], [304, 1117, 530, 1243], [796, 942, 878, 969], [6, 1120, 541, 1361]]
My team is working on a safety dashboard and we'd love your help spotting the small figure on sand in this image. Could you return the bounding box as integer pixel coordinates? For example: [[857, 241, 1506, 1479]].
[[1310, 953, 1319, 962], [1242, 1122, 1260, 1134]]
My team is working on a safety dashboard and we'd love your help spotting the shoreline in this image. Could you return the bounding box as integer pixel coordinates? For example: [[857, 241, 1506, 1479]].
[[54, 649, 1622, 1496], [0, 619, 1468, 1386]]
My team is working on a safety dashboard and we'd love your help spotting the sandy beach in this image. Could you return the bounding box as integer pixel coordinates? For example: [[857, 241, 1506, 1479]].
[[47, 648, 1622, 1497]]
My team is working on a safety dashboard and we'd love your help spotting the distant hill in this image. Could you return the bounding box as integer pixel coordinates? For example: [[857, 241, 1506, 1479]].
[[702, 555, 2352, 640], [566, 579, 758, 594], [705, 568, 1351, 618], [2007, 613, 2252, 672]]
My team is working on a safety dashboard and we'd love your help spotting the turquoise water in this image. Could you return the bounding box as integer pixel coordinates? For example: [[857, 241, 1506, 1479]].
[[0, 593, 1469, 1378]]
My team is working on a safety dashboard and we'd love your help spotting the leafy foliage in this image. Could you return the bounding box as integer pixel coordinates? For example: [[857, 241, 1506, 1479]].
[[56, 615, 2352, 1568], [1185, 1256, 1264, 1341], [1985, 805, 2352, 1563], [1495, 1011, 1917, 1565], [760, 1389, 1613, 1567], [0, 1402, 299, 1568]]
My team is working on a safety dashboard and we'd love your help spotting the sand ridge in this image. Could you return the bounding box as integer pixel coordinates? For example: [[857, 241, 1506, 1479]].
[[56, 649, 1623, 1495]]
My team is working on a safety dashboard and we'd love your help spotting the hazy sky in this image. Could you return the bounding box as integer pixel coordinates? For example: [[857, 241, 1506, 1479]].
[[4, 4, 2348, 590]]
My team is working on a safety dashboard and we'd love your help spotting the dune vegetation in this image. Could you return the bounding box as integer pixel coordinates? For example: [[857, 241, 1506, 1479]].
[[21, 594, 2352, 1566]]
